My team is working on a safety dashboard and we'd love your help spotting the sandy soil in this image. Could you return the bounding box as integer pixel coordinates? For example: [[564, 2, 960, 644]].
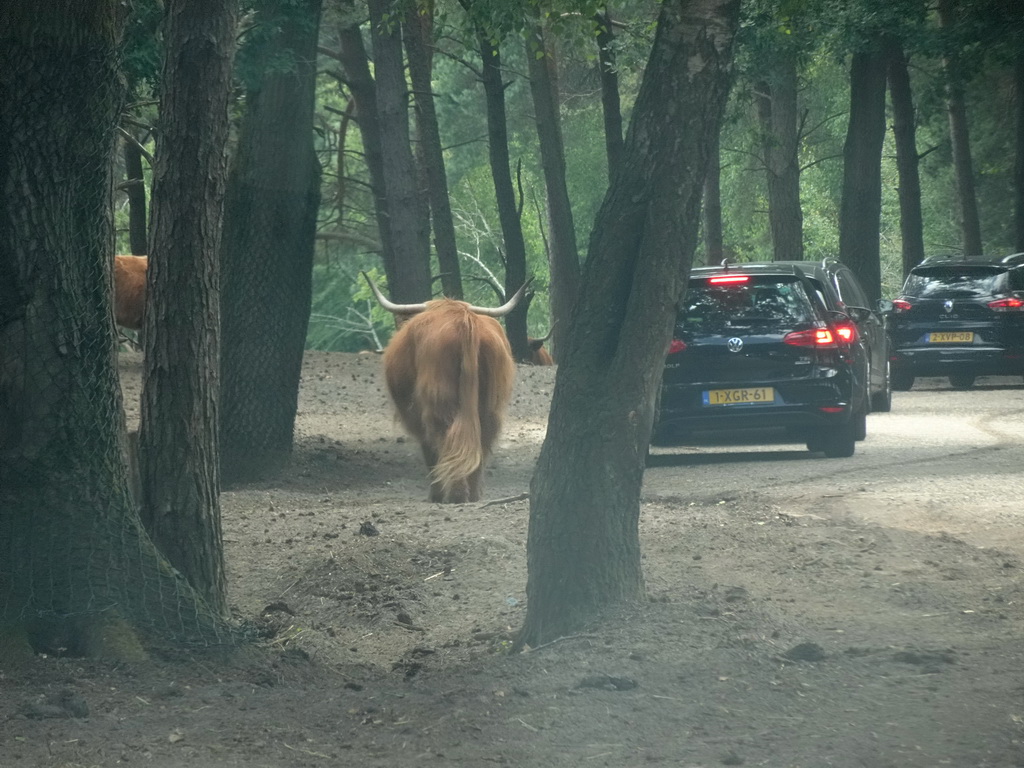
[[2, 350, 1023, 767]]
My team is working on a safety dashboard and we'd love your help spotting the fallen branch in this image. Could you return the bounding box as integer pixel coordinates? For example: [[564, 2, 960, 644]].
[[478, 492, 529, 508]]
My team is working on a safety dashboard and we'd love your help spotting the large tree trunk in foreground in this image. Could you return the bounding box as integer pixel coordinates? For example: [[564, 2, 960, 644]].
[[526, 10, 580, 361], [839, 43, 887, 305], [139, 0, 237, 615], [220, 0, 322, 484], [755, 47, 803, 261], [0, 1, 228, 662], [520, 0, 740, 648], [887, 38, 925, 278], [1013, 52, 1024, 252]]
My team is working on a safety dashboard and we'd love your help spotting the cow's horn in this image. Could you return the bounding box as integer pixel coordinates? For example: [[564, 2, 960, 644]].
[[534, 322, 556, 343], [361, 272, 428, 314], [467, 278, 533, 317]]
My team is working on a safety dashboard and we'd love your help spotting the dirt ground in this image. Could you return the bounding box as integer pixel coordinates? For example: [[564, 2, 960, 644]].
[[3, 349, 1023, 767]]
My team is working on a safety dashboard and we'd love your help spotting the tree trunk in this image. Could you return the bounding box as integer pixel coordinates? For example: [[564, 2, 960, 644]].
[[704, 126, 725, 266], [367, 0, 432, 303], [1014, 51, 1024, 252], [519, 0, 740, 648], [139, 0, 236, 616], [938, 0, 983, 255], [122, 133, 148, 255], [476, 29, 532, 362], [337, 11, 393, 275], [886, 38, 925, 278], [839, 43, 887, 305], [594, 8, 625, 182], [404, 1, 463, 300], [0, 1, 228, 661], [220, 0, 322, 484], [525, 10, 580, 363], [754, 48, 803, 261]]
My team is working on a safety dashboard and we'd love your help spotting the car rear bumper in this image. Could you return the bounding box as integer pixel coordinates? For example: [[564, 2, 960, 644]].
[[892, 346, 1024, 376], [652, 402, 854, 446]]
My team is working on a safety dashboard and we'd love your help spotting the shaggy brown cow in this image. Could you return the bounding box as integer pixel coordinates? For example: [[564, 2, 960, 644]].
[[364, 274, 525, 503], [527, 328, 554, 365], [114, 254, 147, 331]]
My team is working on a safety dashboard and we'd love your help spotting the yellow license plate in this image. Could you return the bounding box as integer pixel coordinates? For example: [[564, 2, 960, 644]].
[[927, 331, 974, 343], [703, 387, 775, 406]]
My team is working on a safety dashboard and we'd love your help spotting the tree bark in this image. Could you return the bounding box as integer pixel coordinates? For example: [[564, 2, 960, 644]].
[[220, 0, 322, 484], [139, 0, 236, 616], [886, 38, 925, 278], [704, 126, 725, 266], [520, 0, 740, 648], [0, 0, 228, 660], [475, 28, 532, 362], [404, 1, 463, 300], [366, 0, 432, 303], [122, 133, 148, 255], [594, 8, 625, 182], [525, 9, 580, 363], [754, 47, 803, 261], [937, 0, 983, 255], [839, 43, 887, 305], [1014, 51, 1024, 252]]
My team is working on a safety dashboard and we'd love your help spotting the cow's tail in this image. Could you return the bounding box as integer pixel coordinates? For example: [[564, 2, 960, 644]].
[[432, 311, 482, 499]]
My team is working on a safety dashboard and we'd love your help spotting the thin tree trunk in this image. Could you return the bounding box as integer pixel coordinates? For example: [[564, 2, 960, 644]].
[[139, 0, 236, 616], [1014, 51, 1024, 252], [476, 29, 531, 361], [525, 10, 580, 362], [594, 8, 624, 181], [0, 1, 228, 660], [337, 12, 394, 277], [754, 48, 803, 261], [404, 1, 463, 299], [938, 0, 983, 255], [520, 0, 740, 648], [122, 133, 148, 255], [886, 37, 925, 278], [839, 43, 887, 304], [220, 0, 322, 484], [367, 0, 432, 302], [704, 126, 725, 266]]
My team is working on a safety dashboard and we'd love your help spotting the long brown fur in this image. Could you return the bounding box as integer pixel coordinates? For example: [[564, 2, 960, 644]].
[[527, 338, 554, 365], [114, 254, 147, 330], [383, 299, 516, 503]]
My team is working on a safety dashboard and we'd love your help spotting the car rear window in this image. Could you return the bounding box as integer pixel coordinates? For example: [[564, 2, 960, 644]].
[[903, 267, 1007, 298], [679, 276, 815, 334]]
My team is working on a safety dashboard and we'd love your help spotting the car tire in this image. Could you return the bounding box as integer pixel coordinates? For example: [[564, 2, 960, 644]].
[[871, 360, 893, 413], [807, 418, 857, 458], [949, 373, 976, 390], [853, 408, 867, 442], [891, 370, 915, 391]]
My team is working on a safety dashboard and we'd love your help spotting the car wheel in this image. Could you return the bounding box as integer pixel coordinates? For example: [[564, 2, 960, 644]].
[[891, 369, 915, 391], [807, 419, 857, 458], [949, 373, 976, 390], [853, 408, 867, 442], [871, 360, 893, 413]]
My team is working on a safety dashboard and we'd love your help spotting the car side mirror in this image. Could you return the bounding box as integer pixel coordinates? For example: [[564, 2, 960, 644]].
[[845, 306, 871, 323], [877, 299, 894, 314]]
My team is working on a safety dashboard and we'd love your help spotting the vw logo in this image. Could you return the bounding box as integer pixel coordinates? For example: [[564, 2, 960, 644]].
[[943, 300, 954, 314], [727, 337, 744, 353]]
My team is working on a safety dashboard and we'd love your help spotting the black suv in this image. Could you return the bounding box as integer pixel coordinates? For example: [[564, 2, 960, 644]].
[[652, 261, 871, 458], [890, 253, 1024, 390]]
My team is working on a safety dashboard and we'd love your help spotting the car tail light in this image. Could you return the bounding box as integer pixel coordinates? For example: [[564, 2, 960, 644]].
[[708, 275, 750, 285], [783, 328, 838, 348], [667, 339, 687, 355], [987, 297, 1024, 312], [892, 298, 912, 313], [833, 322, 858, 345]]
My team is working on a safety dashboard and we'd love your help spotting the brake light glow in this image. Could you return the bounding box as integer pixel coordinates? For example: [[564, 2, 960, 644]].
[[892, 299, 912, 313], [667, 339, 687, 355], [833, 322, 857, 344], [783, 328, 837, 348], [987, 297, 1024, 312], [708, 275, 750, 284]]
